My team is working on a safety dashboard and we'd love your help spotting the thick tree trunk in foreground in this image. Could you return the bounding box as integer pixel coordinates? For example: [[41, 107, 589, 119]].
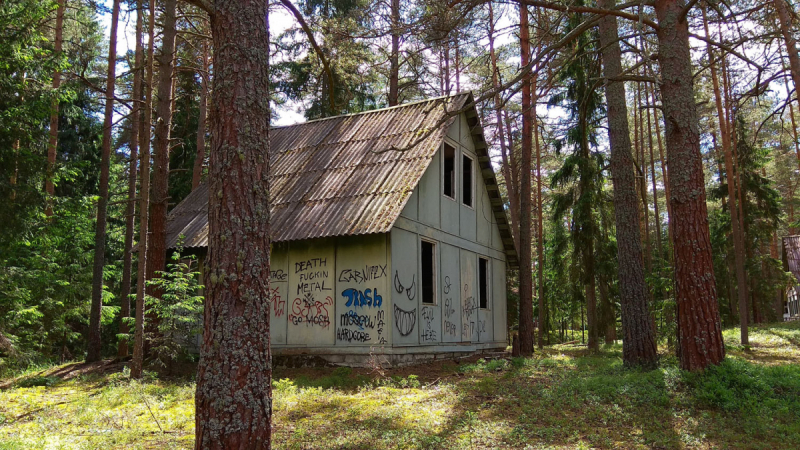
[[131, 0, 155, 379], [388, 0, 400, 106], [45, 0, 65, 217], [194, 0, 272, 447], [86, 0, 120, 363], [598, 0, 657, 366], [517, 3, 535, 356], [655, 0, 725, 371], [192, 42, 208, 190], [119, 0, 145, 358], [146, 0, 178, 303], [703, 6, 749, 346]]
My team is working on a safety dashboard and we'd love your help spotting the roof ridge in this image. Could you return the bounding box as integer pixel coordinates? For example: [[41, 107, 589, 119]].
[[270, 92, 472, 129]]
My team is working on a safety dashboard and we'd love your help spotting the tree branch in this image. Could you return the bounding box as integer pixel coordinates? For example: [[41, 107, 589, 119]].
[[278, 0, 337, 112]]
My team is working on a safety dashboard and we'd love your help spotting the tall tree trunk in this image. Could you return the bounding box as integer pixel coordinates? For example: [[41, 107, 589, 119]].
[[45, 0, 65, 217], [192, 41, 209, 190], [194, 0, 272, 447], [489, 3, 519, 249], [655, 0, 725, 371], [636, 80, 652, 271], [131, 0, 155, 379], [534, 88, 546, 350], [146, 0, 178, 308], [388, 0, 400, 106], [703, 6, 749, 346], [775, 0, 800, 107], [645, 94, 662, 258], [517, 3, 535, 356], [86, 0, 120, 363], [119, 0, 145, 358], [598, 0, 657, 367]]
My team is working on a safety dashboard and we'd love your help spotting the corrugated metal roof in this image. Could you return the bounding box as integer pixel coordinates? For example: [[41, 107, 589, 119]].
[[784, 236, 800, 284], [165, 92, 519, 268]]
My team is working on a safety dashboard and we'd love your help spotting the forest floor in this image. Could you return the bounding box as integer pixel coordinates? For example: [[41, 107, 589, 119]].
[[0, 322, 798, 449]]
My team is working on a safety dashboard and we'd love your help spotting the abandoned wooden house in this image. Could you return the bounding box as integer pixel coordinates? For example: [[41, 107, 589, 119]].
[[783, 235, 800, 321], [165, 92, 519, 366]]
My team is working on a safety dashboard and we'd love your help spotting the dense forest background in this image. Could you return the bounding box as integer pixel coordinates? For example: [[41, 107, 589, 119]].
[[1, 0, 798, 373]]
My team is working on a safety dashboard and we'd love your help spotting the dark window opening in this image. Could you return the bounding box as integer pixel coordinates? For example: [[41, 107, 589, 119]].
[[479, 257, 489, 309], [422, 241, 435, 304], [462, 154, 473, 207], [443, 144, 455, 199]]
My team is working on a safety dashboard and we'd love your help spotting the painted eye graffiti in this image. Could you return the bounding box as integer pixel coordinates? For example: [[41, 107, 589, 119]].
[[393, 271, 416, 301]]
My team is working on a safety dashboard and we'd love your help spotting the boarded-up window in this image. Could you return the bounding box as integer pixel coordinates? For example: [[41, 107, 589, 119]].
[[479, 257, 488, 309], [443, 144, 455, 199], [422, 241, 435, 304], [462, 153, 473, 207]]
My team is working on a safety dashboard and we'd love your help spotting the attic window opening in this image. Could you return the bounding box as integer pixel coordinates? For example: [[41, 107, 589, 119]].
[[421, 240, 436, 305], [462, 153, 474, 207], [443, 143, 456, 200], [479, 257, 489, 309]]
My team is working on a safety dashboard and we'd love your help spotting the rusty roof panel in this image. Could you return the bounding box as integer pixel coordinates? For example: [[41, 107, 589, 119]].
[[164, 93, 519, 267]]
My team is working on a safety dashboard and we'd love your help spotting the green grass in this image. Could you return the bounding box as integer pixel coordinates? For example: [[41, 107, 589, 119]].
[[2, 322, 799, 449]]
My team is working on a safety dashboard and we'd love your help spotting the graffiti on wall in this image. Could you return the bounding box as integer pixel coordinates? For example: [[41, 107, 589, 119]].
[[443, 297, 457, 337], [462, 284, 477, 341], [295, 258, 332, 295], [394, 305, 416, 336], [337, 265, 388, 345], [338, 264, 387, 283], [421, 306, 437, 342], [393, 271, 416, 301], [289, 292, 332, 328], [270, 286, 285, 318]]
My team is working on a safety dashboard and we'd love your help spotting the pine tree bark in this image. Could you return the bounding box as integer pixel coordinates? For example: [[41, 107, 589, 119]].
[[86, 0, 120, 363], [45, 0, 65, 217], [131, 0, 155, 379], [119, 0, 145, 358], [388, 0, 400, 106], [146, 0, 178, 306], [655, 0, 725, 371], [534, 91, 546, 350], [703, 6, 749, 346], [192, 41, 209, 190], [598, 0, 657, 367], [775, 0, 800, 107], [517, 3, 535, 356], [194, 0, 273, 446]]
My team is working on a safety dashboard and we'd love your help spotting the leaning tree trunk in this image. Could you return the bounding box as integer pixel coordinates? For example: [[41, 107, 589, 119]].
[[597, 0, 658, 367], [194, 0, 273, 447], [86, 0, 120, 363], [517, 3, 535, 356], [45, 0, 65, 217], [655, 0, 725, 371], [119, 0, 145, 358]]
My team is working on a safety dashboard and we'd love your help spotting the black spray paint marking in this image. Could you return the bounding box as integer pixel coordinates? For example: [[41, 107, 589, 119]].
[[443, 297, 457, 336], [337, 328, 371, 343], [338, 265, 387, 283], [393, 271, 416, 301], [340, 310, 375, 330], [421, 306, 437, 342], [271, 269, 288, 281], [289, 293, 332, 328], [294, 258, 327, 273], [393, 305, 416, 336], [443, 276, 452, 294]]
